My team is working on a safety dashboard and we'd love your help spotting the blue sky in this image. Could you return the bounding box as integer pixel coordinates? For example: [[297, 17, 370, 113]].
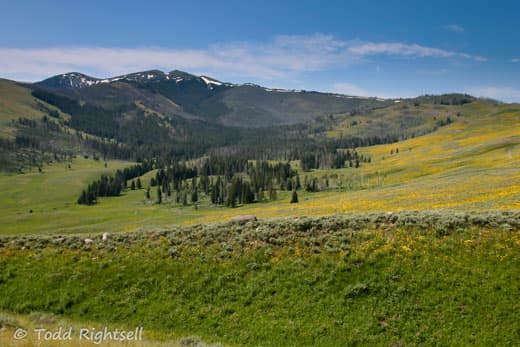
[[1, 0, 519, 101]]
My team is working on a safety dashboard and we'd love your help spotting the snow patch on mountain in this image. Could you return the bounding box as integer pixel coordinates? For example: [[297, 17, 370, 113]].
[[200, 76, 223, 86]]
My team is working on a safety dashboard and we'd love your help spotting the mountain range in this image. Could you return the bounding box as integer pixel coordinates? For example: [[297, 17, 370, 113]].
[[32, 69, 396, 128]]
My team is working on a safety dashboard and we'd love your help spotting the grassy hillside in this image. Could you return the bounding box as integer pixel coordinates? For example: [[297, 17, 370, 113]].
[[0, 80, 72, 133], [0, 80, 51, 139], [1, 212, 518, 346], [327, 100, 457, 140], [0, 158, 134, 234], [0, 80, 47, 123]]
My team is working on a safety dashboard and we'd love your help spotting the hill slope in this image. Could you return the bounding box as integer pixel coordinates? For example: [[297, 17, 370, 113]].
[[1, 212, 518, 346]]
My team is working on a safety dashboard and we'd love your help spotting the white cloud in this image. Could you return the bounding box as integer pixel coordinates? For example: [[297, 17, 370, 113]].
[[444, 24, 465, 32], [512, 58, 520, 63], [467, 86, 520, 102], [347, 42, 486, 61], [0, 34, 487, 82]]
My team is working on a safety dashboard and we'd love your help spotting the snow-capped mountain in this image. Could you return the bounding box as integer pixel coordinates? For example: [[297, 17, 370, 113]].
[[32, 69, 395, 127], [36, 70, 229, 90], [35, 72, 100, 89]]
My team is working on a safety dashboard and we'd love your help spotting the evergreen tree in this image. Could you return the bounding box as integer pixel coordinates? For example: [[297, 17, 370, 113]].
[[78, 190, 87, 204], [191, 188, 198, 203], [146, 186, 151, 200], [162, 180, 168, 195], [225, 183, 237, 207], [131, 180, 136, 190], [290, 190, 299, 203], [287, 178, 293, 191], [210, 185, 217, 204], [157, 187, 162, 204], [136, 177, 142, 189], [86, 187, 96, 205]]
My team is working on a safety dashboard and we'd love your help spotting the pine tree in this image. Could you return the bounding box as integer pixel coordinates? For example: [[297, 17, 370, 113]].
[[191, 188, 198, 203], [78, 190, 87, 204], [162, 181, 168, 195], [136, 177, 142, 189], [87, 188, 96, 205], [295, 175, 301, 190], [157, 187, 162, 204], [131, 180, 136, 190], [225, 183, 237, 207], [290, 190, 298, 203], [146, 186, 151, 200], [210, 186, 217, 204]]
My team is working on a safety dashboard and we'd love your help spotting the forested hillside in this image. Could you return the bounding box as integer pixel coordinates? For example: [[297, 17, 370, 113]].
[[1, 71, 473, 173]]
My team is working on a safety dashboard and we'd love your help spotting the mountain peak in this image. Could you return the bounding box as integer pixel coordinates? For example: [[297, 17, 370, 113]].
[[113, 70, 167, 83], [36, 72, 100, 89], [168, 70, 196, 78]]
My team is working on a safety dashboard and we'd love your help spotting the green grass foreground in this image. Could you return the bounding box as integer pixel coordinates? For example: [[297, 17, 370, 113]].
[[1, 211, 519, 346]]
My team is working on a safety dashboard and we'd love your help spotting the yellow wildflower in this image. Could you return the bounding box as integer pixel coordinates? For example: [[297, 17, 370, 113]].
[[401, 245, 412, 253]]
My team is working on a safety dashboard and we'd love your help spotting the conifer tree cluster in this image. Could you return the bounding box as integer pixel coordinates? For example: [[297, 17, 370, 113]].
[[78, 150, 375, 207], [77, 160, 153, 205], [148, 158, 299, 207], [300, 149, 369, 171]]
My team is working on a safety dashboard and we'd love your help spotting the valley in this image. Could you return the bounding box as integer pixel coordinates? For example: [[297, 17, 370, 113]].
[[0, 70, 519, 346]]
